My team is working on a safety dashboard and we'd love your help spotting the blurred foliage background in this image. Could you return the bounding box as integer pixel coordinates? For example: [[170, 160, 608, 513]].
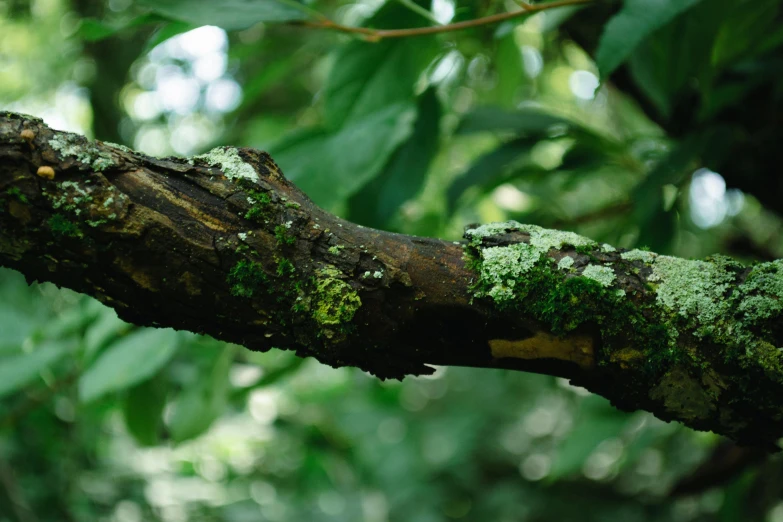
[[2, 0, 783, 520]]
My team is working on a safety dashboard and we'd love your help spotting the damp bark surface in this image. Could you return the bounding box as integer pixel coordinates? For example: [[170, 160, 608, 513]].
[[3, 112, 783, 449]]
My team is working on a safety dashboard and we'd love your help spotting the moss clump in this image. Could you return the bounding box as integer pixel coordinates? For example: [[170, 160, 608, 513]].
[[227, 260, 268, 298], [465, 221, 597, 306], [244, 190, 271, 223], [47, 214, 82, 238], [312, 266, 361, 329], [6, 187, 28, 203], [274, 224, 296, 245], [276, 258, 295, 278], [464, 221, 673, 374]]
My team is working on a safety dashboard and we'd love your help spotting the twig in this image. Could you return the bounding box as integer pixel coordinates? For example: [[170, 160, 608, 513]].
[[297, 0, 592, 41]]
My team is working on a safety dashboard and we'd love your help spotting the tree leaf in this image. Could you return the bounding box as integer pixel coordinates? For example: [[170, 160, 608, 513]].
[[447, 138, 538, 212], [123, 372, 167, 446], [347, 88, 441, 228], [455, 106, 572, 135], [77, 13, 167, 42], [0, 307, 36, 353], [79, 328, 180, 403], [83, 308, 130, 364], [549, 396, 628, 479], [270, 103, 417, 211], [324, 38, 437, 128], [168, 346, 233, 443], [136, 0, 310, 30], [595, 0, 706, 79], [0, 341, 73, 398]]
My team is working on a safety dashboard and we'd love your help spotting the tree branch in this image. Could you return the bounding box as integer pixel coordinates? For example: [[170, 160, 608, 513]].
[[3, 112, 783, 449]]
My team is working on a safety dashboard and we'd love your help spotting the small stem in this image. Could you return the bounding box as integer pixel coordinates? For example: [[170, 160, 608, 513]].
[[298, 0, 591, 40]]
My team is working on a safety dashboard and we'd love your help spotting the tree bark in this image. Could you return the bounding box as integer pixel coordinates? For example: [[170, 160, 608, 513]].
[[3, 111, 783, 449]]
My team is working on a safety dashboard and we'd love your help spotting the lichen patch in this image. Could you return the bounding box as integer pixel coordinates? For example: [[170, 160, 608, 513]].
[[581, 264, 616, 287], [49, 132, 114, 171], [193, 147, 259, 183]]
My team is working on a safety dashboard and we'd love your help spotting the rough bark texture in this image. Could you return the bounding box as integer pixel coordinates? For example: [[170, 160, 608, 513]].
[[3, 112, 783, 449]]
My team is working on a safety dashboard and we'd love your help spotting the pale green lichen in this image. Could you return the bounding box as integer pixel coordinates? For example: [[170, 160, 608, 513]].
[[465, 221, 594, 250], [737, 260, 783, 325], [312, 266, 361, 328], [49, 133, 114, 171], [328, 245, 343, 255], [621, 249, 657, 263], [558, 256, 574, 270], [193, 146, 259, 183], [649, 255, 737, 336], [601, 243, 616, 253], [103, 141, 133, 153], [582, 265, 616, 287], [466, 221, 596, 305]]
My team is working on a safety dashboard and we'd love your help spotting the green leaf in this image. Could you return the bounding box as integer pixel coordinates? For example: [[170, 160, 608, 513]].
[[447, 138, 538, 212], [595, 0, 706, 79], [77, 13, 168, 42], [323, 38, 437, 128], [270, 103, 417, 210], [455, 106, 572, 135], [168, 346, 234, 443], [136, 0, 311, 30], [490, 33, 525, 107], [347, 88, 441, 228], [549, 396, 628, 479], [79, 328, 180, 403], [123, 373, 167, 446], [0, 307, 36, 352], [83, 308, 130, 364], [0, 341, 72, 398], [144, 21, 196, 51]]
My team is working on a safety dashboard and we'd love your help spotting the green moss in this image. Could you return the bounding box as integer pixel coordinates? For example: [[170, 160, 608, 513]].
[[274, 224, 296, 245], [6, 187, 28, 203], [49, 133, 114, 171], [328, 245, 344, 255], [312, 266, 361, 329], [244, 191, 271, 223], [227, 260, 268, 298], [465, 221, 597, 306], [464, 221, 676, 375], [276, 258, 295, 278], [47, 214, 82, 238]]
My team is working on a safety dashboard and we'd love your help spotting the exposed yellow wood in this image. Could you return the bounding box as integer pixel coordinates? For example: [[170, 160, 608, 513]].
[[489, 331, 594, 369]]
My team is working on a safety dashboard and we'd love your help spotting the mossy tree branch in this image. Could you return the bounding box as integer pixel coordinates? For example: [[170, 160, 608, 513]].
[[2, 112, 783, 449]]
